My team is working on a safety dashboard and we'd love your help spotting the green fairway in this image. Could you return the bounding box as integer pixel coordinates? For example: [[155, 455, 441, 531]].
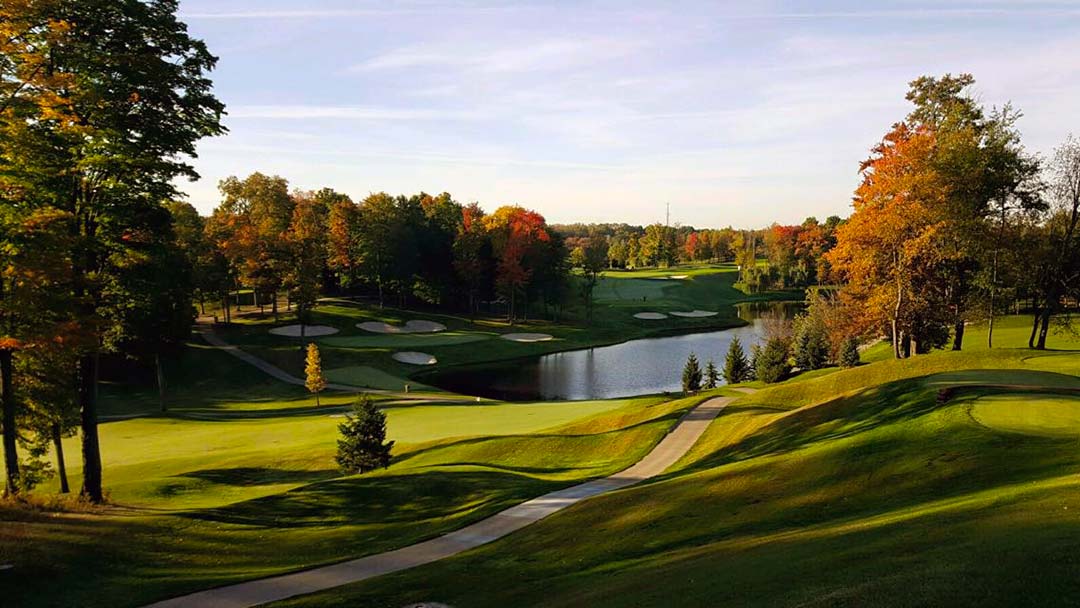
[[319, 331, 495, 348], [263, 322, 1080, 608], [214, 263, 797, 393], [970, 392, 1080, 437], [0, 389, 695, 608]]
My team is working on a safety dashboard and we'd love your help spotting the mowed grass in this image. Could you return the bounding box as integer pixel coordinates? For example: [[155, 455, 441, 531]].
[[220, 264, 795, 389], [970, 392, 1080, 437], [0, 384, 697, 608], [268, 320, 1080, 608]]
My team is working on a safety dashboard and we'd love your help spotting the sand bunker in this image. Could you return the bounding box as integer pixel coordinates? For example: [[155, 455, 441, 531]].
[[268, 324, 339, 337], [392, 351, 437, 365], [669, 274, 689, 279], [634, 312, 669, 320], [500, 333, 554, 343], [359, 320, 447, 334], [670, 310, 719, 317]]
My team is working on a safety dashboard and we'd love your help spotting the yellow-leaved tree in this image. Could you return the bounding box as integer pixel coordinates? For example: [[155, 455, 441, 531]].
[[305, 343, 327, 406]]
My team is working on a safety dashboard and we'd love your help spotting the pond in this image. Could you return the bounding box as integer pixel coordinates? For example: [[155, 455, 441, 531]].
[[423, 301, 802, 401]]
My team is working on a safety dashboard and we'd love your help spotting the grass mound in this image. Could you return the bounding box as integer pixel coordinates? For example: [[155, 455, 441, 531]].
[[269, 324, 1080, 608], [970, 391, 1080, 437], [0, 393, 691, 608]]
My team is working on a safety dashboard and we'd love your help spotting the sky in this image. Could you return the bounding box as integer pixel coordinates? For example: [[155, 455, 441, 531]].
[[174, 0, 1080, 228]]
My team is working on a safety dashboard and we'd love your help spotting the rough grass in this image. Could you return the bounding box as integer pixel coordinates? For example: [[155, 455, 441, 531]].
[[266, 321, 1080, 608], [0, 391, 693, 608]]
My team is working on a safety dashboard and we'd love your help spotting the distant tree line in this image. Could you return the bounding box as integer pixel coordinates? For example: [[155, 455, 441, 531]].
[[190, 175, 569, 325], [557, 217, 844, 293]]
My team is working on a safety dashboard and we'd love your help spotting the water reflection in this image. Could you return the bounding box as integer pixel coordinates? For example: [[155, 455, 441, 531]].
[[424, 301, 801, 401]]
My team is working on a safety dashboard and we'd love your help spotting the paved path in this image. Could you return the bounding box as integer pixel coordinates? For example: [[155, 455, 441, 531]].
[[144, 395, 735, 608]]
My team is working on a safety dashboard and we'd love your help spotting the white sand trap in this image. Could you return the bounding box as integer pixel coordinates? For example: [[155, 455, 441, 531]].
[[500, 332, 554, 343], [634, 312, 669, 320], [359, 320, 447, 334], [392, 351, 437, 365], [268, 324, 339, 337], [669, 274, 689, 279], [670, 310, 719, 317]]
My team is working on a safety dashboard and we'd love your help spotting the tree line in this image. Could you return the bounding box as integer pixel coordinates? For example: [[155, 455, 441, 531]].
[[188, 174, 569, 326], [558, 218, 844, 293]]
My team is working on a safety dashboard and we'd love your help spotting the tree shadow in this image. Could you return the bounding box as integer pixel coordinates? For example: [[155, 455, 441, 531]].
[[684, 375, 959, 473], [178, 467, 338, 487], [178, 470, 558, 529]]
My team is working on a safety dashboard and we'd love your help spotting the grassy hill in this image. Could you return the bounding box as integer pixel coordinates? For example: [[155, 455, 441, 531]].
[[268, 318, 1080, 608], [0, 366, 705, 608]]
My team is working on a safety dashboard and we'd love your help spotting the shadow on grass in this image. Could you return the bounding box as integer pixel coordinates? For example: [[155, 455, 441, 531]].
[[180, 470, 558, 528], [685, 368, 1080, 475], [179, 467, 338, 487]]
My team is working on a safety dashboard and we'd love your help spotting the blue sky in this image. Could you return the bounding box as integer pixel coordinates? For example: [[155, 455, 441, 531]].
[[176, 0, 1080, 228]]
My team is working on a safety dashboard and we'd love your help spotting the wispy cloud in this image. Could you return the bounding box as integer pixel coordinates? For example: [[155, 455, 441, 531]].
[[227, 105, 482, 121], [352, 37, 642, 74]]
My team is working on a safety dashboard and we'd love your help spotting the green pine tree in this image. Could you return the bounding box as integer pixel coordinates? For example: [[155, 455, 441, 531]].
[[756, 337, 793, 384], [793, 320, 830, 370], [723, 337, 750, 384], [704, 359, 720, 389], [682, 352, 702, 393], [336, 395, 395, 474], [840, 337, 861, 368]]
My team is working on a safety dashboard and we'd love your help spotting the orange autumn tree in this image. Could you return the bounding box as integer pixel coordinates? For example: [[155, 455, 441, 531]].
[[484, 206, 551, 323], [827, 123, 955, 358]]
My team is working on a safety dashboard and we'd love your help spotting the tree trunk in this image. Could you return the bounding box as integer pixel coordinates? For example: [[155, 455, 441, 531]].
[[952, 320, 965, 351], [987, 250, 999, 349], [1036, 308, 1051, 350], [1, 348, 19, 496], [1029, 306, 1040, 349], [315, 390, 320, 407], [51, 423, 69, 494], [272, 293, 278, 321], [78, 353, 103, 503], [155, 352, 167, 413], [199, 295, 205, 316], [892, 274, 904, 359]]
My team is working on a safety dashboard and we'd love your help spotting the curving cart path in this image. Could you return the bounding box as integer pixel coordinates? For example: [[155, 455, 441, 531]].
[[144, 395, 737, 608]]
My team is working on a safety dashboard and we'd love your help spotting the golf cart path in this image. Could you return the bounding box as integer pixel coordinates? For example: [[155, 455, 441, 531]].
[[144, 393, 742, 608]]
